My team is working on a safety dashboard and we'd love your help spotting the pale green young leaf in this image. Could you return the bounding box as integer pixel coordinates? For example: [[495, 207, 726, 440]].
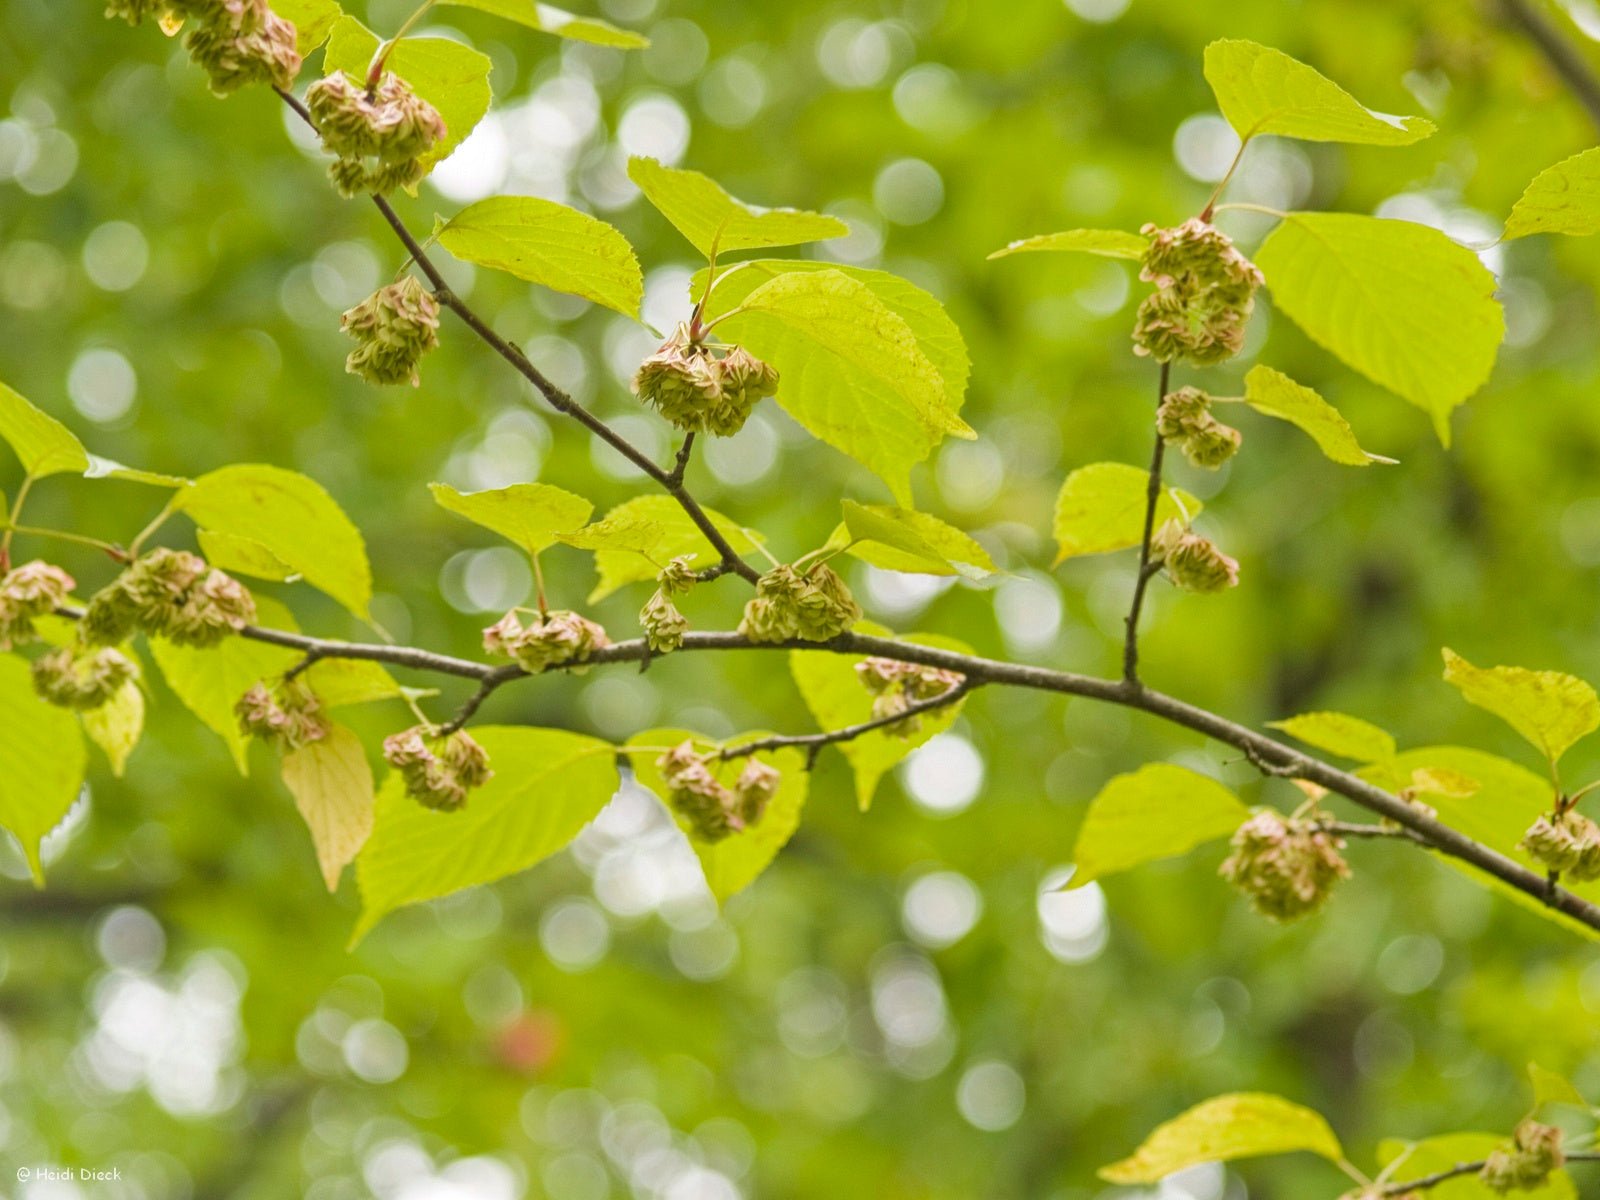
[[325, 17, 492, 169], [271, 0, 342, 53], [0, 380, 89, 478], [303, 659, 415, 708], [436, 197, 643, 317], [197, 529, 298, 583], [1505, 148, 1600, 240], [1528, 1063, 1588, 1110], [1442, 647, 1600, 765], [789, 629, 972, 811], [627, 728, 809, 902], [1240, 365, 1395, 466], [836, 500, 997, 579], [354, 727, 618, 942], [1377, 1133, 1576, 1200], [1256, 213, 1503, 444], [1053, 462, 1201, 564], [1267, 710, 1397, 763], [0, 654, 86, 883], [627, 156, 847, 258], [1100, 1093, 1342, 1184], [1203, 39, 1434, 145], [435, 0, 647, 47], [178, 463, 372, 618], [431, 481, 595, 556], [570, 496, 762, 601], [82, 679, 145, 778], [1067, 763, 1249, 890], [282, 723, 375, 892], [84, 456, 188, 488], [987, 229, 1148, 260]]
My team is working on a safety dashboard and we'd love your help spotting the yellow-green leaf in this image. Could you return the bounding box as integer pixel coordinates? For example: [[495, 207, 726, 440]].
[[1528, 1063, 1588, 1110], [836, 500, 996, 579], [1067, 763, 1249, 889], [197, 529, 298, 583], [82, 679, 145, 777], [84, 456, 188, 488], [1240, 365, 1394, 466], [1442, 648, 1600, 765], [271, 0, 342, 54], [303, 658, 415, 708], [436, 197, 643, 317], [1377, 1133, 1576, 1200], [1100, 1093, 1342, 1184], [178, 463, 372, 618], [627, 156, 847, 258], [987, 229, 1148, 260], [0, 654, 86, 883], [436, 0, 647, 47], [354, 727, 618, 943], [0, 380, 89, 478], [569, 495, 762, 602], [1052, 462, 1200, 564], [431, 480, 594, 556], [282, 723, 375, 892], [1255, 213, 1503, 444], [1267, 710, 1397, 763], [1203, 39, 1434, 145], [1505, 148, 1600, 240]]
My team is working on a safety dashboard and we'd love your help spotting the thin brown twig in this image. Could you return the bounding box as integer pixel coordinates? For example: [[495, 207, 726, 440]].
[[1380, 1150, 1600, 1195], [1123, 359, 1171, 683], [719, 679, 978, 767]]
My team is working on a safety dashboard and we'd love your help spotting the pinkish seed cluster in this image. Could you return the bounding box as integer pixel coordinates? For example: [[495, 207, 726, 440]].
[[1133, 218, 1264, 366], [855, 657, 964, 737], [483, 609, 610, 673], [81, 548, 256, 648], [235, 678, 331, 752], [656, 741, 781, 843], [306, 71, 448, 197], [1218, 809, 1351, 922], [383, 726, 493, 812], [0, 560, 75, 651], [632, 325, 779, 437]]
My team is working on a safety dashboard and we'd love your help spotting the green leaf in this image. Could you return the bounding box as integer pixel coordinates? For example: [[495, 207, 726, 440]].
[[835, 500, 997, 579], [1442, 648, 1600, 765], [1100, 1093, 1343, 1184], [82, 679, 145, 778], [710, 268, 974, 503], [148, 597, 299, 775], [987, 229, 1148, 261], [1267, 710, 1397, 763], [568, 496, 762, 602], [436, 197, 643, 317], [84, 456, 188, 488], [1528, 1063, 1588, 1110], [303, 658, 415, 708], [325, 17, 492, 171], [1052, 462, 1201, 564], [196, 529, 298, 583], [431, 481, 594, 557], [1240, 365, 1395, 466], [435, 0, 648, 47], [1255, 213, 1503, 444], [627, 728, 809, 901], [1203, 39, 1435, 145], [271, 0, 342, 54], [1067, 764, 1249, 889], [177, 463, 372, 618], [0, 654, 86, 883], [282, 723, 375, 892], [1377, 1133, 1576, 1200], [354, 727, 618, 943], [0, 379, 89, 478], [627, 156, 847, 258], [1505, 148, 1600, 240], [789, 628, 972, 811]]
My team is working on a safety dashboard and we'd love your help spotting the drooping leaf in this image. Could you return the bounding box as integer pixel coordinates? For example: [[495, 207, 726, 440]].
[[1376, 1133, 1575, 1200], [627, 156, 847, 258], [0, 654, 87, 883], [84, 456, 188, 488], [1267, 710, 1397, 763], [281, 723, 375, 892], [835, 500, 997, 579], [789, 627, 972, 811], [1442, 648, 1599, 765], [987, 229, 1148, 260], [1528, 1063, 1588, 1110], [1505, 148, 1600, 240], [568, 495, 762, 602], [1203, 39, 1435, 145], [197, 529, 298, 583], [178, 463, 372, 618], [82, 679, 145, 778], [436, 197, 643, 317], [1100, 1093, 1342, 1184], [325, 17, 492, 170], [431, 481, 595, 557], [1067, 763, 1250, 889], [1052, 462, 1201, 564], [0, 379, 89, 478], [435, 0, 647, 48], [627, 728, 809, 901], [272, 0, 342, 54], [1240, 365, 1395, 466], [1255, 213, 1503, 443], [354, 727, 618, 942]]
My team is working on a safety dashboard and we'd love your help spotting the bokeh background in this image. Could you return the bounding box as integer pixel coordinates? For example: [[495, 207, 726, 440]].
[[4, 0, 1600, 1195]]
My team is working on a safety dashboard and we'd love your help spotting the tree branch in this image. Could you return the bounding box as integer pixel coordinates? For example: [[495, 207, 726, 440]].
[[1496, 0, 1600, 132], [1124, 360, 1171, 683], [1381, 1150, 1600, 1195], [719, 678, 978, 767]]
